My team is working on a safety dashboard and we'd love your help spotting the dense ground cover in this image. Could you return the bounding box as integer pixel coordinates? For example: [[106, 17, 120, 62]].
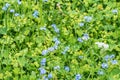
[[0, 0, 120, 80]]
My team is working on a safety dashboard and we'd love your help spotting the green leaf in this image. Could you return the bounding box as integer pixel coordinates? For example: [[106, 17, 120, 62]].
[[111, 68, 120, 75], [0, 27, 7, 34]]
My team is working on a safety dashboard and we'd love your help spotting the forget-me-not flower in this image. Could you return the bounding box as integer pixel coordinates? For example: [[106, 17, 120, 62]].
[[40, 26, 47, 31], [79, 22, 84, 27], [54, 65, 60, 70], [2, 7, 7, 11], [2, 3, 10, 11], [84, 16, 92, 22], [82, 33, 90, 41], [62, 46, 70, 54], [95, 42, 109, 49], [111, 60, 118, 65], [14, 13, 20, 16], [104, 55, 110, 61], [51, 24, 56, 28], [33, 10, 39, 18], [10, 9, 15, 13], [77, 38, 83, 42], [38, 67, 46, 75], [112, 9, 118, 14], [109, 54, 115, 59], [101, 63, 108, 69], [54, 27, 59, 33], [43, 0, 48, 2], [51, 24, 59, 33], [42, 50, 48, 56], [48, 73, 52, 79], [18, 0, 22, 5], [79, 56, 83, 59], [41, 58, 46, 66], [75, 74, 82, 80], [64, 66, 70, 72], [97, 70, 104, 75], [53, 45, 58, 50], [48, 47, 55, 52], [43, 76, 48, 80]]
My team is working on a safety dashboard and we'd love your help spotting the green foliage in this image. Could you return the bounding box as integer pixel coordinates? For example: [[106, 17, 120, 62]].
[[0, 0, 120, 80]]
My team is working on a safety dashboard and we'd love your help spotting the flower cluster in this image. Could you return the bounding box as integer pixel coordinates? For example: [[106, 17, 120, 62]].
[[112, 9, 118, 14], [2, 3, 10, 11], [33, 10, 39, 18], [51, 24, 60, 33], [84, 16, 92, 22], [78, 33, 90, 42], [62, 46, 70, 54], [95, 42, 109, 49], [41, 37, 60, 56]]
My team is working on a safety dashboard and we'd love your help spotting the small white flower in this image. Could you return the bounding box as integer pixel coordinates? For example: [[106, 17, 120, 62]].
[[112, 9, 118, 14], [40, 26, 46, 30], [95, 42, 109, 49], [103, 44, 109, 49], [54, 65, 60, 70]]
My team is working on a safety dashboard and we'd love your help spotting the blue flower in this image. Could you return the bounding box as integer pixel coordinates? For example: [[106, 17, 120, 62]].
[[43, 0, 48, 2], [79, 56, 83, 59], [97, 70, 104, 75], [33, 10, 39, 18], [82, 33, 89, 40], [54, 28, 59, 33], [48, 47, 55, 52], [2, 3, 10, 11], [2, 6, 7, 11], [62, 46, 70, 54], [48, 73, 52, 79], [5, 3, 10, 8], [18, 0, 22, 5], [38, 67, 46, 75], [109, 54, 115, 59], [42, 50, 48, 56], [75, 74, 82, 80], [53, 37, 58, 42], [77, 38, 83, 42], [104, 55, 110, 61], [111, 60, 118, 65], [14, 13, 20, 16], [41, 58, 46, 66], [64, 46, 70, 52], [101, 63, 108, 69], [55, 40, 60, 45], [53, 45, 58, 50], [64, 66, 70, 72], [10, 9, 15, 13], [51, 24, 56, 28], [79, 22, 84, 27], [84, 16, 92, 22], [51, 24, 59, 33], [43, 76, 48, 80], [53, 37, 60, 45]]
